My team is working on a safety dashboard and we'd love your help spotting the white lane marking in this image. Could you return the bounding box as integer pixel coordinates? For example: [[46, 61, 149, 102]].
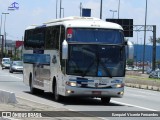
[[10, 75, 22, 80], [111, 100, 157, 111], [0, 74, 22, 80], [0, 75, 10, 76], [126, 94, 147, 98], [134, 91, 158, 96]]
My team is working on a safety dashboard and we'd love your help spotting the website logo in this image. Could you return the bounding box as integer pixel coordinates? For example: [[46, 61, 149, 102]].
[[8, 2, 19, 11]]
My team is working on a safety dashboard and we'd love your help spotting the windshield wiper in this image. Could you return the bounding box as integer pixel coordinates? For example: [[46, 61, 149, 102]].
[[82, 60, 95, 77], [99, 60, 112, 78]]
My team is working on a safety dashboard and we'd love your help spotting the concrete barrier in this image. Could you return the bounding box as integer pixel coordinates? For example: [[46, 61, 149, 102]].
[[140, 85, 148, 89], [0, 89, 17, 104], [152, 86, 159, 91], [147, 86, 153, 90], [125, 83, 131, 87], [135, 84, 140, 88]]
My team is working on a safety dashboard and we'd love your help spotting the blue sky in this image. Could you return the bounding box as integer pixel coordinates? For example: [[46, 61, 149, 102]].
[[0, 0, 160, 44]]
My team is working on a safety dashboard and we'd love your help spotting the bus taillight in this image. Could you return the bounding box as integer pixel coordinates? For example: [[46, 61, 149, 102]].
[[67, 28, 73, 39]]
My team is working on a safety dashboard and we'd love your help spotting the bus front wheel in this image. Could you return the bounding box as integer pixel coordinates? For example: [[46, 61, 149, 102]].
[[53, 81, 62, 101], [101, 97, 111, 104]]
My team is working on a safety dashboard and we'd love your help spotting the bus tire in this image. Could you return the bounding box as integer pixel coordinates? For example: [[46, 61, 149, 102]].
[[101, 97, 111, 104], [53, 80, 62, 101], [29, 74, 43, 94]]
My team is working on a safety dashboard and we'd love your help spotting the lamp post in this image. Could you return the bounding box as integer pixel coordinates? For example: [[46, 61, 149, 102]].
[[136, 30, 140, 66], [118, 0, 120, 19], [110, 10, 117, 19], [142, 0, 147, 74], [80, 2, 82, 17], [59, 0, 62, 18], [61, 8, 64, 18], [100, 0, 102, 19], [2, 13, 9, 57], [0, 35, 4, 59], [56, 0, 58, 19], [0, 14, 2, 36]]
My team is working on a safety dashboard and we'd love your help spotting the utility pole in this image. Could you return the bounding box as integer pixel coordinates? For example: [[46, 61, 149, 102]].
[[152, 25, 156, 71], [142, 0, 147, 74]]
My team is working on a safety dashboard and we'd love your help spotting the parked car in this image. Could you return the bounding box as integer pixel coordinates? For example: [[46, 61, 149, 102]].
[[1, 58, 11, 70], [149, 70, 160, 79], [9, 61, 23, 73]]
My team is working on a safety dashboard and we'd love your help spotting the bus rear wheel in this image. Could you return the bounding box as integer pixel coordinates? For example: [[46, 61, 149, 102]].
[[101, 97, 111, 104], [29, 74, 44, 94]]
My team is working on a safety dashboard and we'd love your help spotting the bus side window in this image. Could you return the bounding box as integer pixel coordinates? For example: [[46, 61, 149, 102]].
[[45, 26, 60, 50], [24, 28, 45, 49]]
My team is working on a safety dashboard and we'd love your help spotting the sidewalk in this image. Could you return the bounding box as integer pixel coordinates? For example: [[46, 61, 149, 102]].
[[0, 97, 101, 120]]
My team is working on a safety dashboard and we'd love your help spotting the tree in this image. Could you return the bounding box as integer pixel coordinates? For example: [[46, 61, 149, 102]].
[[149, 36, 160, 43], [127, 59, 134, 66]]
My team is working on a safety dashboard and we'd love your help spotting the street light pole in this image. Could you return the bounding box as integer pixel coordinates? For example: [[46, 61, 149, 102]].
[[0, 14, 2, 36], [100, 0, 102, 19], [80, 2, 82, 17], [142, 0, 147, 74], [61, 8, 64, 18], [59, 0, 62, 18], [56, 0, 58, 19], [110, 10, 117, 19], [0, 35, 4, 59], [2, 13, 9, 57], [118, 0, 120, 19]]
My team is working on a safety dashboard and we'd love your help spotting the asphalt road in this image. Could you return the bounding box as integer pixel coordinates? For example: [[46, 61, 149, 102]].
[[0, 67, 160, 120]]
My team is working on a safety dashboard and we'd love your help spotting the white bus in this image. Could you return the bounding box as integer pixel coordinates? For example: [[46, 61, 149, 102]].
[[23, 16, 127, 104]]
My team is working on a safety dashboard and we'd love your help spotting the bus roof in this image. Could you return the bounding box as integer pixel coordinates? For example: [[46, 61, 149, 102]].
[[26, 16, 123, 30]]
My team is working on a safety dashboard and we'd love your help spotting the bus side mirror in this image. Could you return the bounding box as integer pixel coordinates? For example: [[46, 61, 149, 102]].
[[62, 39, 68, 60], [126, 41, 134, 59]]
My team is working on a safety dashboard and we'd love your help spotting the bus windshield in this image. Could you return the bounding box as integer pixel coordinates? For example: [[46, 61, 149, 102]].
[[67, 28, 124, 44], [67, 44, 125, 77]]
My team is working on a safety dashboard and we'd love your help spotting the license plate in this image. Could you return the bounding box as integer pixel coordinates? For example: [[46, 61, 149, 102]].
[[92, 91, 101, 95]]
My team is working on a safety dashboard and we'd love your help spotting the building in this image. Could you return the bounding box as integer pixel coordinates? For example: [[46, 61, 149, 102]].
[[134, 44, 160, 66], [0, 39, 23, 60]]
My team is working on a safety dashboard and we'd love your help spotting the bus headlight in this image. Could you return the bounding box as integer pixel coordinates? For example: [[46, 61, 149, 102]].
[[112, 83, 124, 88], [66, 81, 77, 87]]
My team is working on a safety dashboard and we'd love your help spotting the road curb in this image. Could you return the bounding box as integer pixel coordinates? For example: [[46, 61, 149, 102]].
[[140, 85, 148, 89], [0, 89, 17, 104], [125, 83, 160, 92]]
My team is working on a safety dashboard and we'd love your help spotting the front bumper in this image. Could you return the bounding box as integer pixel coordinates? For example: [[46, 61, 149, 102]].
[[65, 86, 124, 98], [2, 64, 10, 69], [12, 68, 23, 72]]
